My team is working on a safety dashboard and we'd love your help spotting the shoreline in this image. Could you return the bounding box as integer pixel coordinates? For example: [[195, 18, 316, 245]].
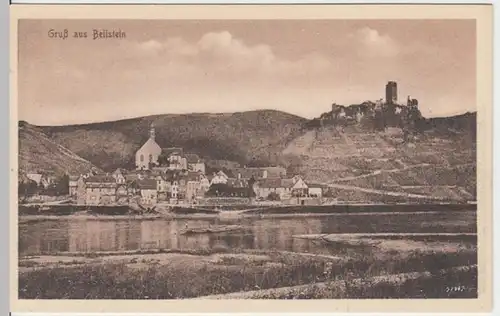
[[18, 210, 476, 223], [18, 201, 477, 223]]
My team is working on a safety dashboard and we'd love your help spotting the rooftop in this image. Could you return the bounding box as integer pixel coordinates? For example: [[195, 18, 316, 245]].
[[257, 178, 283, 188], [86, 175, 116, 183], [185, 153, 202, 163], [138, 179, 157, 190], [235, 168, 263, 179], [162, 147, 184, 157], [227, 178, 248, 188]]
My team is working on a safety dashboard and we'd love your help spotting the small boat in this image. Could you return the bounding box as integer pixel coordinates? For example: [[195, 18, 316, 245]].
[[180, 225, 244, 235]]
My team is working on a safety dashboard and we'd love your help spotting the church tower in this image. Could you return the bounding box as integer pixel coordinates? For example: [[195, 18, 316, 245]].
[[149, 123, 156, 140]]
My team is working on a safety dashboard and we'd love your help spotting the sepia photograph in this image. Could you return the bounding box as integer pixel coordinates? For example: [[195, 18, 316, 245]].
[[10, 4, 493, 313]]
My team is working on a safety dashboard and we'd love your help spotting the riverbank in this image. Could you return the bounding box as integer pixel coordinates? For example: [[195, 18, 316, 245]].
[[18, 203, 476, 223], [18, 213, 221, 224], [18, 232, 477, 299]]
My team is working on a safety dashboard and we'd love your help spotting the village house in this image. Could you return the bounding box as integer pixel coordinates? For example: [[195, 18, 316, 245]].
[[126, 179, 140, 197], [164, 148, 188, 170], [75, 176, 86, 205], [171, 180, 179, 201], [81, 169, 99, 180], [235, 166, 286, 180], [307, 184, 324, 198], [138, 179, 158, 205], [116, 183, 129, 204], [168, 177, 188, 203], [26, 172, 54, 189], [235, 167, 264, 180], [84, 175, 117, 205], [263, 166, 287, 179], [185, 172, 202, 202], [210, 170, 229, 185], [200, 174, 210, 193], [291, 175, 309, 197], [253, 178, 293, 200], [253, 175, 314, 201], [187, 172, 212, 200], [69, 175, 87, 204], [154, 174, 169, 193], [124, 173, 140, 184], [112, 168, 127, 184], [178, 178, 187, 200], [68, 175, 80, 198], [185, 153, 206, 174], [151, 166, 170, 173], [227, 178, 248, 189]]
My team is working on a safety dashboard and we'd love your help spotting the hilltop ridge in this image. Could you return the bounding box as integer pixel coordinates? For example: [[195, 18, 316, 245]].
[[18, 121, 102, 176], [18, 107, 476, 201], [37, 109, 308, 171]]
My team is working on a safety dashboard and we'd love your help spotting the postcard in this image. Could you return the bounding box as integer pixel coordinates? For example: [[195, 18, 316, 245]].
[[10, 3, 493, 313]]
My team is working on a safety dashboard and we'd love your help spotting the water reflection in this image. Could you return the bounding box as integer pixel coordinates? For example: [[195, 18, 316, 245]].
[[19, 211, 476, 257]]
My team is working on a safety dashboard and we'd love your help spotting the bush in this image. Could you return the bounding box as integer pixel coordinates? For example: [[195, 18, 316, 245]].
[[267, 192, 281, 201]]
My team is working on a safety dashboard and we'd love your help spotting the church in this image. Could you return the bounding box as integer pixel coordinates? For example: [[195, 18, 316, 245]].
[[135, 123, 162, 170], [135, 123, 207, 173]]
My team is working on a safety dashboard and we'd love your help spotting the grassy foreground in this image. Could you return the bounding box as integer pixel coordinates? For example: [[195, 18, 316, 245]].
[[19, 239, 477, 299], [200, 265, 477, 299]]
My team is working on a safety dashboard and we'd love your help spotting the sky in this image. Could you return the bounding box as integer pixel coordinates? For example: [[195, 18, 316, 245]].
[[18, 19, 476, 126]]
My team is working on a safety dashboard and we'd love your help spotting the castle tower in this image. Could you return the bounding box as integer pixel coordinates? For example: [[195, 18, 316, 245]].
[[385, 81, 398, 104]]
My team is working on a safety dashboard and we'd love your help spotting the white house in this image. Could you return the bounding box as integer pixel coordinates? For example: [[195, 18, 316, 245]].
[[138, 179, 158, 205], [112, 168, 127, 184], [307, 184, 324, 198], [186, 173, 202, 201], [291, 175, 309, 196], [26, 173, 53, 188], [254, 178, 294, 200], [210, 171, 229, 185], [171, 180, 179, 200], [155, 175, 169, 193], [163, 148, 188, 171], [186, 154, 206, 174], [199, 175, 210, 193]]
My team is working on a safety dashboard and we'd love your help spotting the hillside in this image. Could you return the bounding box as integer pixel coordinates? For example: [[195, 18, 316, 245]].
[[283, 113, 476, 202], [19, 106, 476, 202], [18, 122, 102, 176], [39, 110, 308, 171]]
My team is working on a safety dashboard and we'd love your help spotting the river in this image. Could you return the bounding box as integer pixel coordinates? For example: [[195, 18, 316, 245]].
[[19, 208, 477, 257]]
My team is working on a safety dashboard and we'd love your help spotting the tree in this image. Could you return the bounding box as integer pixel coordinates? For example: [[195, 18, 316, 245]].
[[157, 154, 170, 167], [206, 183, 232, 197], [53, 174, 70, 196], [247, 176, 256, 198], [267, 192, 281, 201], [18, 180, 38, 201], [37, 182, 46, 194]]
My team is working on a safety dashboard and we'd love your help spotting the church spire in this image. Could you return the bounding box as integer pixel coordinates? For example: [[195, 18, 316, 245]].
[[150, 123, 155, 140]]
